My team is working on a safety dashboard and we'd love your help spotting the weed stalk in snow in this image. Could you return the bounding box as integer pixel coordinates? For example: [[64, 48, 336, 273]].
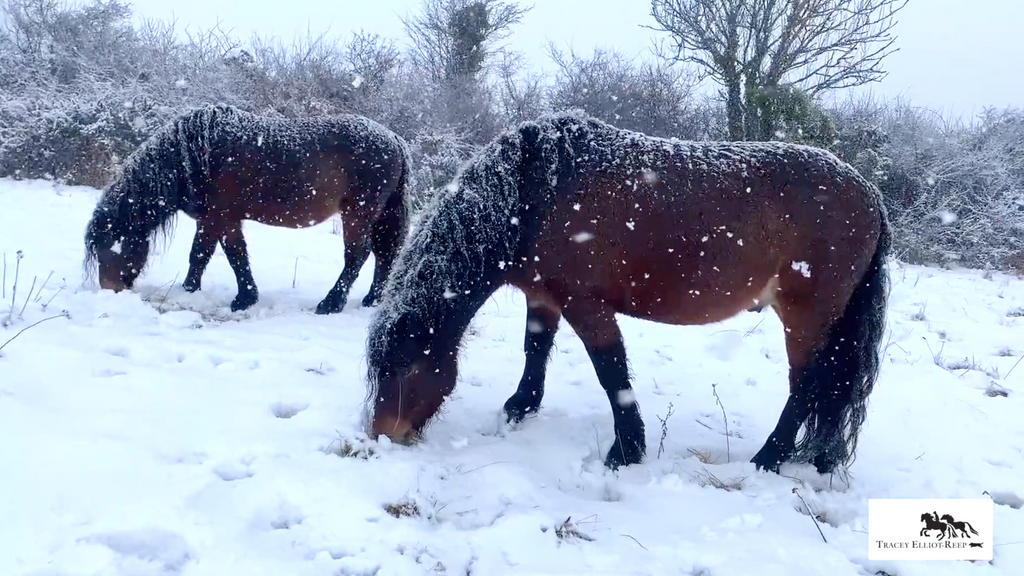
[[0, 310, 70, 355], [1005, 354, 1024, 381], [33, 271, 54, 303], [656, 402, 675, 459], [42, 281, 65, 311], [18, 276, 37, 320], [712, 383, 731, 463], [4, 250, 23, 327], [793, 487, 828, 543]]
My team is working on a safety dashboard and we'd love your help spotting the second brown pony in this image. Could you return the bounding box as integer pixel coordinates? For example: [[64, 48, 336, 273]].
[[364, 110, 891, 475], [84, 104, 410, 314]]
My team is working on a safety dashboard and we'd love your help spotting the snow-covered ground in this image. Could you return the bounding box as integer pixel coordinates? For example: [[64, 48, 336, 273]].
[[1, 177, 1022, 576]]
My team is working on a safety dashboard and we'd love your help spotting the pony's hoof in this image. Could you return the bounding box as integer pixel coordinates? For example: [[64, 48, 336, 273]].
[[314, 298, 345, 315], [182, 280, 200, 293], [750, 448, 785, 474], [360, 294, 381, 308], [502, 394, 540, 424], [604, 435, 645, 470], [812, 452, 839, 475], [230, 293, 258, 312]]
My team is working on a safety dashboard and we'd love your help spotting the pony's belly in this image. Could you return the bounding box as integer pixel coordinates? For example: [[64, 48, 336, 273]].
[[246, 196, 340, 228], [618, 269, 778, 326]]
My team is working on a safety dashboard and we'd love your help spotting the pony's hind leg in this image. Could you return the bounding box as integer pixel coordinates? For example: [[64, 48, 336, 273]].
[[752, 241, 888, 475], [561, 300, 646, 469], [361, 190, 407, 308], [316, 216, 371, 315], [503, 298, 562, 423], [750, 303, 823, 473], [183, 221, 219, 293], [218, 223, 259, 312]]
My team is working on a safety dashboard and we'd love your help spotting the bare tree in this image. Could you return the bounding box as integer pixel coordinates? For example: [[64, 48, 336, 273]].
[[546, 44, 707, 139], [495, 50, 546, 124], [649, 0, 909, 140], [402, 0, 532, 85]]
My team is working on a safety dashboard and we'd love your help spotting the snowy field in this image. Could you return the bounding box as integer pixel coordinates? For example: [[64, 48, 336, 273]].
[[1, 177, 1023, 576]]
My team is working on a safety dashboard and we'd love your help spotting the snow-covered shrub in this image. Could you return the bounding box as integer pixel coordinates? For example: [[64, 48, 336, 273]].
[[830, 97, 1024, 270]]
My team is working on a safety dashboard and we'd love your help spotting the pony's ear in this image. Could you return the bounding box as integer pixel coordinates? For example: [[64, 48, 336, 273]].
[[519, 122, 542, 152], [517, 122, 550, 192]]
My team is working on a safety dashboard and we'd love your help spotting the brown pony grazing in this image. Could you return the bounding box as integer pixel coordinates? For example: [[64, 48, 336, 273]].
[[363, 110, 891, 475], [83, 104, 410, 314]]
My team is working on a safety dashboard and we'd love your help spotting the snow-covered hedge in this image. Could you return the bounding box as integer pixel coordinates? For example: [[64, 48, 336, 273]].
[[1, 0, 1020, 270]]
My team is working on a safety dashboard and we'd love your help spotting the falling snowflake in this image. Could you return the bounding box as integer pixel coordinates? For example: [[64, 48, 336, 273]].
[[616, 389, 636, 407], [938, 210, 958, 225], [571, 231, 595, 243], [791, 261, 811, 278]]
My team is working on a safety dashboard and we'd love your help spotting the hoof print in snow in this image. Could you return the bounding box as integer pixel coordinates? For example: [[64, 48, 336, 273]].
[[986, 490, 1023, 509], [305, 363, 332, 376], [104, 347, 130, 358], [270, 515, 303, 530], [271, 401, 308, 419], [335, 556, 382, 576], [212, 462, 253, 482], [78, 528, 194, 573], [97, 369, 128, 378]]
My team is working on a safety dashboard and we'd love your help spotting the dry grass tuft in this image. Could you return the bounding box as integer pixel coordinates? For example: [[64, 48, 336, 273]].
[[323, 434, 377, 460], [384, 497, 421, 518], [687, 447, 717, 464], [689, 466, 745, 491], [553, 516, 594, 542], [984, 383, 1010, 398]]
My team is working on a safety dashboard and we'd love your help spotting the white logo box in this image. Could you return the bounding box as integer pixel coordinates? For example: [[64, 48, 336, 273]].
[[868, 498, 994, 561]]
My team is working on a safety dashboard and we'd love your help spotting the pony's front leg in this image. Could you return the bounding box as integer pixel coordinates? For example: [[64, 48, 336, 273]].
[[183, 221, 219, 293], [219, 223, 259, 312], [561, 300, 646, 470], [503, 298, 562, 423]]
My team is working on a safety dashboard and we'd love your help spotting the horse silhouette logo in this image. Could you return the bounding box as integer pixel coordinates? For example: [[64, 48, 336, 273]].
[[920, 511, 981, 541]]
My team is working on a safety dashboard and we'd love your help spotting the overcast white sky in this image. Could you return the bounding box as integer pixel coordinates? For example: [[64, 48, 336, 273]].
[[127, 0, 1023, 119]]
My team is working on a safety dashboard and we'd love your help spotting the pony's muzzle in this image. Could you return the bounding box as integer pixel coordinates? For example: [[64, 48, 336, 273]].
[[370, 414, 418, 446], [99, 274, 128, 293]]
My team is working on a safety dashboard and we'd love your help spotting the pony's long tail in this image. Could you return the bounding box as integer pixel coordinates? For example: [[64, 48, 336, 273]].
[[793, 209, 892, 473]]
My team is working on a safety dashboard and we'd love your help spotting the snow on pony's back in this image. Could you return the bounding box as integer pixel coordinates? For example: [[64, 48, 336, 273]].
[[528, 109, 874, 191], [82, 104, 410, 280], [364, 108, 877, 327], [361, 109, 886, 399]]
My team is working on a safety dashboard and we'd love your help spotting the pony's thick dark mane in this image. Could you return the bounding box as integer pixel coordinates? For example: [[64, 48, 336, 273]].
[[362, 112, 585, 424], [82, 104, 236, 280]]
